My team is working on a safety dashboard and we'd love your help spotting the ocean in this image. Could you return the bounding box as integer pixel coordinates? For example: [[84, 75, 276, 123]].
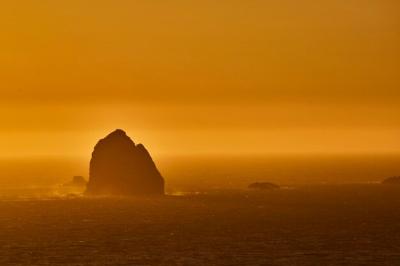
[[1, 185, 400, 265], [0, 154, 400, 265]]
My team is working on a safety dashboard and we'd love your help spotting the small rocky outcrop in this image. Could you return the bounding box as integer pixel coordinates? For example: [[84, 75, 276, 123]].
[[382, 176, 400, 185], [86, 129, 165, 195], [248, 182, 280, 190], [63, 176, 87, 187]]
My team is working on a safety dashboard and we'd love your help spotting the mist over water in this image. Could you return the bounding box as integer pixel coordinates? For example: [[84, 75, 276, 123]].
[[163, 154, 400, 191], [1, 154, 399, 194]]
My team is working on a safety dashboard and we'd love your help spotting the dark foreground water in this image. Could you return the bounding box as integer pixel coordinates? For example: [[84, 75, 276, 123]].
[[1, 185, 400, 266]]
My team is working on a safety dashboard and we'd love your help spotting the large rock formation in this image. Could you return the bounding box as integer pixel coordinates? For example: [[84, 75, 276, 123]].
[[86, 129, 165, 195]]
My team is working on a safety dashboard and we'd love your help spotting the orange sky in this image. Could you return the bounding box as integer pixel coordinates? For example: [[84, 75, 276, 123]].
[[0, 0, 399, 157]]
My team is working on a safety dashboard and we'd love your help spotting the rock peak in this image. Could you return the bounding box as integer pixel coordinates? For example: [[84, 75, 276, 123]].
[[108, 129, 127, 137]]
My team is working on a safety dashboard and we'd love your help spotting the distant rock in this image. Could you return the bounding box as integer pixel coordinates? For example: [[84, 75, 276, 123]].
[[86, 129, 165, 195], [248, 182, 280, 190], [382, 176, 400, 185], [63, 176, 87, 187]]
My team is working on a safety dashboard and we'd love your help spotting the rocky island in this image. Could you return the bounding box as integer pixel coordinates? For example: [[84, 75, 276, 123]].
[[86, 129, 165, 195], [382, 176, 400, 185], [248, 182, 280, 190], [63, 176, 87, 187]]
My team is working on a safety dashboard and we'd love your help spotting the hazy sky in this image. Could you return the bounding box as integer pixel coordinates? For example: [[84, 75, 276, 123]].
[[1, 0, 399, 157]]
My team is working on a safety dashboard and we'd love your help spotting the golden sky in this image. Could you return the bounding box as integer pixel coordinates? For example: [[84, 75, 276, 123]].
[[0, 0, 399, 157]]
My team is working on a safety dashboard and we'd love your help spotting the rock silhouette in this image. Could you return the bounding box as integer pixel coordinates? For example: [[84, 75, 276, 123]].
[[63, 176, 87, 187], [248, 182, 280, 190], [86, 129, 165, 195], [382, 176, 400, 185]]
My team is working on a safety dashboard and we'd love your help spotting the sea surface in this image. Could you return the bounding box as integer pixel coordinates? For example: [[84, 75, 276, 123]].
[[1, 185, 400, 266]]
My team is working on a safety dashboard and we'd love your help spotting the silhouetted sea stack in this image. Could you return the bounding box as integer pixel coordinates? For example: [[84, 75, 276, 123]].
[[86, 129, 165, 195]]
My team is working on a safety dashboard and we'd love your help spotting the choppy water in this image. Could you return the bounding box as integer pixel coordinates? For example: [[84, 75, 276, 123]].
[[1, 185, 400, 265]]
